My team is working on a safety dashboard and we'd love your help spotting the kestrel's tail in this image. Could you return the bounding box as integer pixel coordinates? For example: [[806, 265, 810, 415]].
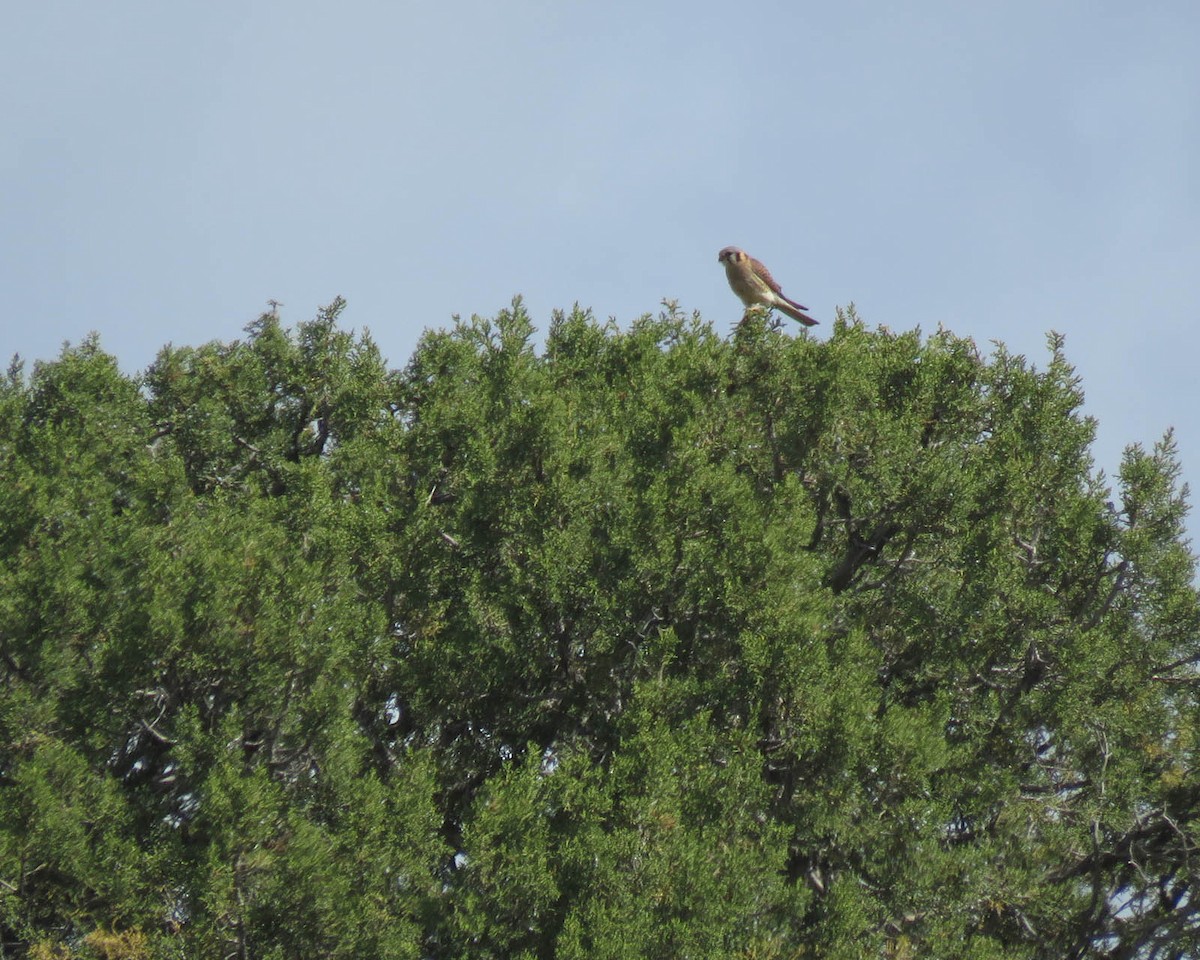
[[777, 297, 819, 326]]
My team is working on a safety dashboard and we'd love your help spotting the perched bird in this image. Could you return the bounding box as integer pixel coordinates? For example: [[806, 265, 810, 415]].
[[718, 246, 818, 326]]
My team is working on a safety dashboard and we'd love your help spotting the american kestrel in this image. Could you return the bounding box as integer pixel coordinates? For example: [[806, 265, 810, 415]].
[[718, 246, 818, 326]]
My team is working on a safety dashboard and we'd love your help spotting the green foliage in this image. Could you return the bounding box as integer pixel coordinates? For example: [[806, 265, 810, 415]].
[[1, 300, 1198, 958]]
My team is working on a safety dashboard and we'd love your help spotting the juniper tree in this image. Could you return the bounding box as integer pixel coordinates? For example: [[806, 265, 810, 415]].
[[1, 301, 1196, 958]]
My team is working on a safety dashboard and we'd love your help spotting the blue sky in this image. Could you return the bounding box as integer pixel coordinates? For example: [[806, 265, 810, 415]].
[[2, 1, 1198, 513]]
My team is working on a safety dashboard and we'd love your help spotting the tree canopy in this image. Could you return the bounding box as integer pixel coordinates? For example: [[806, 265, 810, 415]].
[[1, 299, 1198, 959]]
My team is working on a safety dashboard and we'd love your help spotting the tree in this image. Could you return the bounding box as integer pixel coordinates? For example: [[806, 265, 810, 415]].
[[0, 299, 1196, 958]]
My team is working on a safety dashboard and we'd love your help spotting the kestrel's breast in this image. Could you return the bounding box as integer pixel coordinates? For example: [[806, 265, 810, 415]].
[[725, 263, 770, 305]]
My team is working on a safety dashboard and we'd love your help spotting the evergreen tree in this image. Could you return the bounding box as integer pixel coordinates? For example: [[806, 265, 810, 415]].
[[0, 300, 1196, 958]]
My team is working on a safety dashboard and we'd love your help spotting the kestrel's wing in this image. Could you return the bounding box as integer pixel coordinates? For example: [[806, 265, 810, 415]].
[[749, 256, 807, 311]]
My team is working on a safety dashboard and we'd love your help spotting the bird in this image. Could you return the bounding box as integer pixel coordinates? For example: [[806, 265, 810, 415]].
[[718, 247, 818, 326]]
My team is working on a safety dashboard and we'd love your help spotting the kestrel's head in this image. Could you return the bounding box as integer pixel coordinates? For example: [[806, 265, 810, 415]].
[[718, 246, 747, 265]]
